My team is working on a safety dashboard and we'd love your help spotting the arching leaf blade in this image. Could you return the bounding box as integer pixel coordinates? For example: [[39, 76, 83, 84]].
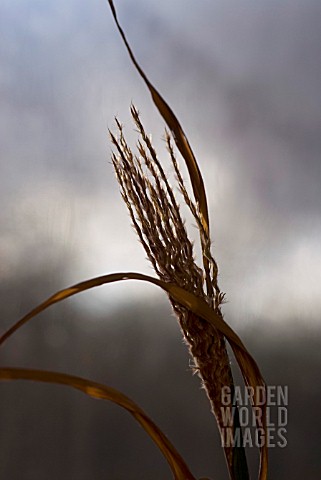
[[0, 273, 160, 346], [0, 272, 267, 479], [0, 367, 196, 480], [107, 0, 209, 234]]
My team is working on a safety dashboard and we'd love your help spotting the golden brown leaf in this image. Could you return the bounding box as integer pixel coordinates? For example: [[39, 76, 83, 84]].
[[0, 367, 195, 480], [0, 271, 267, 479], [107, 0, 209, 235]]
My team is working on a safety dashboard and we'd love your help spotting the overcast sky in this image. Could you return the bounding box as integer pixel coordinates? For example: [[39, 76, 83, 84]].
[[1, 0, 321, 331]]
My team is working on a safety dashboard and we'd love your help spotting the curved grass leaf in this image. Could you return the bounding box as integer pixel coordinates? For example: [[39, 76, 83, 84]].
[[0, 367, 196, 480], [107, 0, 218, 318], [0, 271, 267, 479], [107, 0, 209, 235]]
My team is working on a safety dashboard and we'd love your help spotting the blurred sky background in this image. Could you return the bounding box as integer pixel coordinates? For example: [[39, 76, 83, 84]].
[[1, 0, 321, 329], [1, 1, 321, 478]]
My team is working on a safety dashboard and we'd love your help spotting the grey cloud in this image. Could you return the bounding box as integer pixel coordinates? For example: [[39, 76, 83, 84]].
[[139, 0, 321, 219], [1, 0, 320, 325]]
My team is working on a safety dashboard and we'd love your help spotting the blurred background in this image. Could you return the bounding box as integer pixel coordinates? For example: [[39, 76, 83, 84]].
[[0, 0, 320, 478]]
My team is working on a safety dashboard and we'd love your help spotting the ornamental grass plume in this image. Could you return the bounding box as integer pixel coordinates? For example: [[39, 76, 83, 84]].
[[110, 105, 245, 478], [0, 2, 268, 480]]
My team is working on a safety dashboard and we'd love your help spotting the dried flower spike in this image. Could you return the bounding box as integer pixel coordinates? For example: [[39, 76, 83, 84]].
[[111, 106, 248, 479]]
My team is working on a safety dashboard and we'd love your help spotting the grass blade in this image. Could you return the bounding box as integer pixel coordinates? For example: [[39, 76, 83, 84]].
[[0, 271, 267, 479], [0, 367, 196, 480], [107, 0, 209, 234]]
